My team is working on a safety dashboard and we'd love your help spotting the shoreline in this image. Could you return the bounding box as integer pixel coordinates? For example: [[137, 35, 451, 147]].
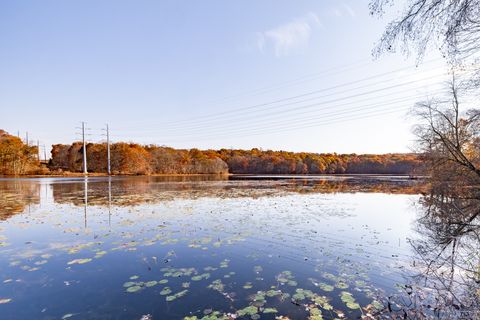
[[0, 173, 423, 179]]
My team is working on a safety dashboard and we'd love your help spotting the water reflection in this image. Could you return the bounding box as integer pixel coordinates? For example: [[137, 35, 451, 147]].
[[0, 179, 41, 220], [0, 176, 432, 319], [389, 182, 480, 318], [1, 176, 423, 219]]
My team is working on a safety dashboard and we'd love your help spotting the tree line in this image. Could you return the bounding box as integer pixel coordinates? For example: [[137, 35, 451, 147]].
[[45, 141, 422, 175], [0, 129, 423, 176]]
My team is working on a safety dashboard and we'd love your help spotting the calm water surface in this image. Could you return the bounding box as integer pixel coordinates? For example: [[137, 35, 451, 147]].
[[0, 176, 423, 319]]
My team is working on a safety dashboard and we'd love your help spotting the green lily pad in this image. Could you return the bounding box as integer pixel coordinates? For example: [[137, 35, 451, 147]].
[[340, 291, 360, 310], [166, 289, 188, 302], [318, 282, 334, 292], [123, 281, 136, 288], [243, 282, 253, 289], [126, 285, 142, 293], [160, 287, 172, 295], [145, 281, 158, 287], [236, 306, 258, 317], [67, 258, 92, 265]]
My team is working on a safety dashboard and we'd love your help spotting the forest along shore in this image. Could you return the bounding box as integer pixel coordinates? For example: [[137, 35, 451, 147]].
[[1, 129, 423, 176]]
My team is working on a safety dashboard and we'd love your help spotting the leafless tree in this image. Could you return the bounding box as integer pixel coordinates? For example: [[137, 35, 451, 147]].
[[384, 78, 480, 319], [412, 76, 480, 176], [370, 0, 480, 65]]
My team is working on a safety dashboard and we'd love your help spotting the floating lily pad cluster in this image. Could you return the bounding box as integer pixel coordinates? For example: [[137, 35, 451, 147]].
[[166, 289, 189, 302], [340, 291, 361, 310], [161, 267, 196, 278], [276, 270, 297, 286]]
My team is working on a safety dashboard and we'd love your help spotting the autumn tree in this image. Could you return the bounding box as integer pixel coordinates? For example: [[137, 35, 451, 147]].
[[0, 130, 41, 175]]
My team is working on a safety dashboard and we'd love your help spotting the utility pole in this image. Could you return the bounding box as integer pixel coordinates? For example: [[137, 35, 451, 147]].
[[82, 122, 88, 175], [106, 124, 111, 175], [42, 145, 47, 162], [25, 132, 29, 146], [37, 140, 40, 161]]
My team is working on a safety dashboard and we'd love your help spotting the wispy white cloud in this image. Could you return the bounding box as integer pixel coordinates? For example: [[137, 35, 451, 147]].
[[256, 12, 322, 57], [329, 3, 356, 18]]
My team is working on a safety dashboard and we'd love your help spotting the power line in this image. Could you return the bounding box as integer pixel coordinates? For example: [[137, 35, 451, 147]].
[[138, 93, 443, 139], [82, 122, 87, 175], [111, 101, 413, 144], [75, 122, 90, 175], [112, 67, 477, 142], [42, 145, 47, 162], [114, 73, 449, 138], [101, 124, 111, 175], [202, 58, 372, 105], [111, 91, 425, 141], [121, 59, 444, 129]]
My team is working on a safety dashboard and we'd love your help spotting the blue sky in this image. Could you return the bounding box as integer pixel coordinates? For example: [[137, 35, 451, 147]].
[[0, 0, 452, 154]]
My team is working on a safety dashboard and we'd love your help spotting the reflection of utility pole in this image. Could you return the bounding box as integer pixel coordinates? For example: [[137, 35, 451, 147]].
[[108, 176, 112, 228], [84, 178, 88, 229]]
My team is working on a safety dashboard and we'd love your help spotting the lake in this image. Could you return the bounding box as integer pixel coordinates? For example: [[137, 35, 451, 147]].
[[0, 176, 424, 319]]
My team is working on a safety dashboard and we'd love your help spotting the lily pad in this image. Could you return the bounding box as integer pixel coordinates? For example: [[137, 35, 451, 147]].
[[340, 291, 360, 310], [126, 285, 142, 293], [318, 282, 334, 292], [165, 289, 188, 302], [145, 281, 158, 287], [123, 281, 136, 288], [236, 306, 258, 317], [243, 282, 253, 289], [67, 258, 92, 265], [160, 287, 172, 295]]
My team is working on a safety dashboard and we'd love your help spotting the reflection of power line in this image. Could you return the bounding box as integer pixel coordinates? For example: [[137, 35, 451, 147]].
[[84, 178, 88, 229], [108, 177, 112, 228]]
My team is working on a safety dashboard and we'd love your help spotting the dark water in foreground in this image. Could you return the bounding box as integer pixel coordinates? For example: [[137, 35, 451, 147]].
[[0, 176, 423, 319]]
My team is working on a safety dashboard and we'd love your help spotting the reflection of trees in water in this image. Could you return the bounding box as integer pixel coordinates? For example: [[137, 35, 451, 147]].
[[0, 180, 40, 220], [388, 190, 480, 319], [49, 176, 423, 207], [0, 176, 423, 217], [385, 79, 480, 318]]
